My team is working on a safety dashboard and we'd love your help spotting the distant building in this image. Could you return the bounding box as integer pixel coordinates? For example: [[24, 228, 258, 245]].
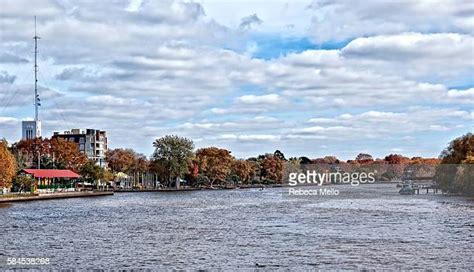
[[22, 120, 41, 140], [53, 129, 108, 168]]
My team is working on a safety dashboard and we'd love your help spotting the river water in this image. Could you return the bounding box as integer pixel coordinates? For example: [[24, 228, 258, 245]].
[[0, 183, 473, 270]]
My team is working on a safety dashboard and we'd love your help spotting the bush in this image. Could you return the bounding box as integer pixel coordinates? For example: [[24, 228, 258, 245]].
[[381, 171, 397, 181], [12, 175, 34, 191], [195, 174, 210, 186], [228, 174, 241, 184]]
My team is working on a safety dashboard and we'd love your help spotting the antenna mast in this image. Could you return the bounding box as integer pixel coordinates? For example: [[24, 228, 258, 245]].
[[34, 16, 40, 121]]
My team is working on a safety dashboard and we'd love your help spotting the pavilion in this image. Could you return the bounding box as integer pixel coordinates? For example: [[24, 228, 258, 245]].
[[22, 169, 81, 191]]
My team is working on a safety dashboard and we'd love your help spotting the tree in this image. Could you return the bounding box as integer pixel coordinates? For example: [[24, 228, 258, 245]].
[[195, 174, 210, 187], [231, 159, 254, 184], [274, 150, 286, 161], [195, 147, 233, 186], [436, 133, 474, 195], [80, 160, 105, 185], [150, 158, 171, 187], [152, 135, 194, 189], [131, 153, 149, 173], [284, 157, 302, 183], [11, 137, 50, 169], [12, 175, 35, 192], [105, 148, 136, 173], [50, 138, 88, 171], [323, 156, 340, 164], [106, 148, 150, 187], [355, 153, 374, 164], [0, 140, 16, 190], [246, 159, 260, 183], [299, 156, 312, 165], [261, 154, 284, 183], [384, 154, 410, 164], [184, 159, 200, 187], [11, 137, 87, 171], [130, 153, 149, 187]]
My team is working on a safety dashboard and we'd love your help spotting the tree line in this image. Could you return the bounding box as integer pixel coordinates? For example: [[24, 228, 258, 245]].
[[0, 133, 472, 195]]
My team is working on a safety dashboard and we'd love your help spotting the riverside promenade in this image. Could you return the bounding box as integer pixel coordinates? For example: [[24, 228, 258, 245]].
[[0, 191, 114, 203]]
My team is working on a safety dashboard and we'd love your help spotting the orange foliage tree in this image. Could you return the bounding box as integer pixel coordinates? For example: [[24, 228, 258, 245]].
[[261, 154, 284, 183], [0, 140, 17, 189], [231, 159, 255, 184], [50, 138, 88, 171], [105, 148, 136, 173], [195, 147, 234, 186], [12, 137, 87, 171]]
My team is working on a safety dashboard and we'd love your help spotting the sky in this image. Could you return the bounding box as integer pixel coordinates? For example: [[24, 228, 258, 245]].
[[0, 0, 473, 160]]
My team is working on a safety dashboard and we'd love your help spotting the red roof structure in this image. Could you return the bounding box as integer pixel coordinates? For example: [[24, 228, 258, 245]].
[[23, 169, 81, 179]]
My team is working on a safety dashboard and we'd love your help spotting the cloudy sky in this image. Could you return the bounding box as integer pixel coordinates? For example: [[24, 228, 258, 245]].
[[0, 0, 473, 159]]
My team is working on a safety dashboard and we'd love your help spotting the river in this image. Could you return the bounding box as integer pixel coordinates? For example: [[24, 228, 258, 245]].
[[0, 183, 473, 270]]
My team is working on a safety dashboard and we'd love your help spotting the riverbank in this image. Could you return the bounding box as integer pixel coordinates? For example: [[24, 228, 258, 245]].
[[0, 191, 114, 203], [113, 181, 401, 193], [115, 188, 202, 193]]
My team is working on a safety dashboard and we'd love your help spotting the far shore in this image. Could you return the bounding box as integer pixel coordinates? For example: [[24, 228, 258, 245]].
[[0, 180, 430, 203]]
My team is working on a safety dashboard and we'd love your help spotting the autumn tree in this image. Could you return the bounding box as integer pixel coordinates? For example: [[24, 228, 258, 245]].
[[106, 148, 150, 186], [130, 153, 149, 187], [11, 137, 50, 169], [355, 153, 374, 164], [384, 154, 410, 164], [283, 157, 302, 183], [383, 154, 410, 177], [246, 159, 260, 183], [11, 137, 87, 171], [410, 157, 440, 165], [260, 154, 284, 183], [0, 140, 16, 189], [131, 154, 149, 174], [324, 156, 340, 164], [50, 138, 88, 171], [231, 159, 254, 184], [152, 135, 194, 189], [105, 148, 136, 173], [184, 159, 200, 186], [195, 147, 233, 186], [436, 133, 474, 195]]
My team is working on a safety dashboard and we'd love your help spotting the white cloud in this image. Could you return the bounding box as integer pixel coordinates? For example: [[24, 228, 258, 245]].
[[0, 0, 472, 159], [307, 0, 474, 42], [447, 88, 474, 102], [341, 33, 474, 79], [300, 109, 471, 138], [0, 116, 18, 125], [217, 134, 280, 142], [236, 94, 282, 105]]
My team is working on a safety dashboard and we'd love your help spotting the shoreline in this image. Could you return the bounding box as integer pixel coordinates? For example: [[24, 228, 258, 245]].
[[115, 180, 402, 192], [0, 191, 114, 203], [0, 181, 449, 202]]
